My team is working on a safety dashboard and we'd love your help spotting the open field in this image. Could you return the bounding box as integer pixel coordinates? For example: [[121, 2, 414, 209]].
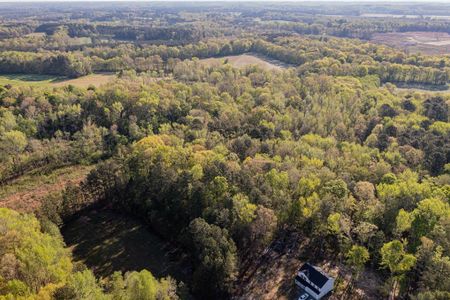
[[0, 165, 93, 213], [63, 208, 191, 283], [0, 73, 116, 88], [361, 14, 450, 20], [25, 32, 46, 38], [370, 31, 450, 55], [52, 73, 115, 88], [200, 53, 290, 71], [0, 74, 64, 86]]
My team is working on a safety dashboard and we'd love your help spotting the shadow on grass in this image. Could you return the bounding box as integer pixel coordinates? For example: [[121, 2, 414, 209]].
[[62, 208, 191, 283], [0, 73, 66, 82]]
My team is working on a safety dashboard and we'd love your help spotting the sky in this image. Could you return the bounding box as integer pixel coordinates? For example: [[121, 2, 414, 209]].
[[1, 0, 449, 2], [1, 0, 450, 3]]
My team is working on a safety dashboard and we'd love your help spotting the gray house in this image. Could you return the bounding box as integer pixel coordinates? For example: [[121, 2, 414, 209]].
[[294, 263, 334, 300]]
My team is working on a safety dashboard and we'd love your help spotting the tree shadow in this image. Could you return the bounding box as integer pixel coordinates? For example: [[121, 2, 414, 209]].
[[62, 208, 190, 283], [0, 73, 64, 82]]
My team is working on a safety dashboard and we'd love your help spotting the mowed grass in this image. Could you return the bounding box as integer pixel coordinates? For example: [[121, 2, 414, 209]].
[[200, 53, 290, 71], [0, 73, 116, 88]]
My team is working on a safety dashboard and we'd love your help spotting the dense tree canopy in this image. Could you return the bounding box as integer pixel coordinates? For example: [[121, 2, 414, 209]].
[[0, 2, 449, 299]]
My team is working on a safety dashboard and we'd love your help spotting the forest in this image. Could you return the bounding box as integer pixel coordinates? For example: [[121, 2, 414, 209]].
[[0, 2, 449, 300]]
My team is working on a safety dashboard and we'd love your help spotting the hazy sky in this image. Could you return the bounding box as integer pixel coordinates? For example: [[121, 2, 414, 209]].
[[1, 0, 450, 3], [1, 0, 449, 2]]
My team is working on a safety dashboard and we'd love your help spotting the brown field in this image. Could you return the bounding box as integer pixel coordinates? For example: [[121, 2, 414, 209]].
[[25, 32, 46, 38], [200, 53, 289, 71], [0, 165, 93, 213], [52, 73, 115, 88], [371, 32, 450, 55]]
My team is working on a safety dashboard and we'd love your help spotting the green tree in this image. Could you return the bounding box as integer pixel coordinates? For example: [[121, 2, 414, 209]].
[[73, 121, 105, 164], [410, 198, 450, 250], [123, 270, 177, 300], [0, 130, 27, 166], [0, 208, 72, 297], [55, 269, 107, 300], [346, 245, 370, 281], [188, 218, 237, 299], [380, 240, 416, 299]]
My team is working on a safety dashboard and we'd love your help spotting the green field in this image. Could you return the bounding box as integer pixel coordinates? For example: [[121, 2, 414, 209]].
[[0, 73, 115, 88], [0, 74, 65, 86]]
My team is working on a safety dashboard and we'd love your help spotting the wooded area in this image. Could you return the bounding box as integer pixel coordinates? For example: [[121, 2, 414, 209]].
[[0, 2, 449, 300]]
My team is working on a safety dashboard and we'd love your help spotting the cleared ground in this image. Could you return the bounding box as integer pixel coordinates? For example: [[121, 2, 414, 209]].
[[371, 31, 450, 55], [200, 53, 290, 71], [0, 73, 115, 88], [0, 165, 93, 213], [237, 232, 382, 300]]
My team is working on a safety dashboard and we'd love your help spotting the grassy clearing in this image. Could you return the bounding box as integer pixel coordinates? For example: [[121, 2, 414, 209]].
[[25, 32, 46, 38], [200, 53, 290, 71], [0, 73, 116, 88], [0, 165, 93, 213], [0, 74, 65, 87], [63, 208, 190, 282], [52, 73, 115, 88]]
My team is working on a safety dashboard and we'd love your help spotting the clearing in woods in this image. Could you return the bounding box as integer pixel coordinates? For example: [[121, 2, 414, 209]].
[[370, 31, 450, 55], [52, 73, 115, 87], [0, 165, 93, 213], [200, 53, 290, 70], [0, 73, 115, 88], [62, 208, 191, 283]]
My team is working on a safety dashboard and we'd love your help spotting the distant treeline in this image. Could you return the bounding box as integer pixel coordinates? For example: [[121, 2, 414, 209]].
[[1, 37, 449, 85], [34, 22, 215, 43], [0, 51, 91, 78]]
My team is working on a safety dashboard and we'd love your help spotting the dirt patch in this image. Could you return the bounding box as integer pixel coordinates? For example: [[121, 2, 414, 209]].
[[200, 54, 290, 71], [0, 165, 92, 213], [371, 32, 450, 55], [236, 232, 382, 300]]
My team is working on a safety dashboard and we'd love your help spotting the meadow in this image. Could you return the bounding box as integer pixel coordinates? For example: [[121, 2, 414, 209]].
[[0, 73, 115, 88], [200, 53, 290, 71]]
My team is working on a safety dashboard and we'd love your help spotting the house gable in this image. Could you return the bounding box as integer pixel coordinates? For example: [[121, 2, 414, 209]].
[[295, 263, 335, 299]]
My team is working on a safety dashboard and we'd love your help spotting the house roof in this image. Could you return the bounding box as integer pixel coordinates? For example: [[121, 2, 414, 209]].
[[295, 275, 321, 295], [299, 263, 330, 288]]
